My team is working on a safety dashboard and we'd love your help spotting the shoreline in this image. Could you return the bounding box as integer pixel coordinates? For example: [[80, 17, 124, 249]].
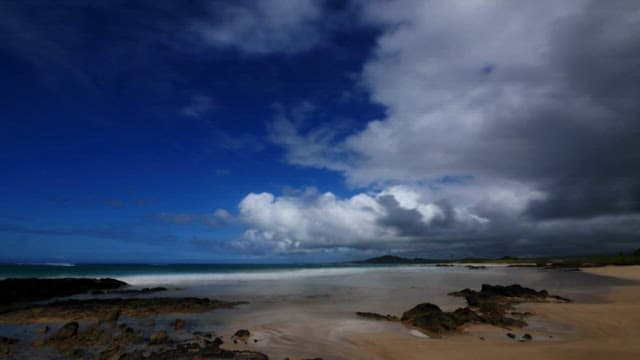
[[349, 265, 640, 360], [1, 265, 638, 359]]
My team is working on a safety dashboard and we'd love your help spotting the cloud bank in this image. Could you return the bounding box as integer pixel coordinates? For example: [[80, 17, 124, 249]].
[[244, 0, 640, 256]]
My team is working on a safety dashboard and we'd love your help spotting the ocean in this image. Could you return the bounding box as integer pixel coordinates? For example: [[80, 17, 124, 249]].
[[0, 263, 633, 359], [0, 262, 626, 304]]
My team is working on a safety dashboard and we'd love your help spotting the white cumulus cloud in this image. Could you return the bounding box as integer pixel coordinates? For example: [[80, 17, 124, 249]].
[[262, 0, 640, 256]]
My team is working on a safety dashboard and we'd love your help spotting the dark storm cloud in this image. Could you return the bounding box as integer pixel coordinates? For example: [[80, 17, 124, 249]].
[[260, 0, 640, 256], [520, 0, 640, 219], [526, 178, 640, 220], [376, 195, 426, 236], [377, 195, 458, 236]]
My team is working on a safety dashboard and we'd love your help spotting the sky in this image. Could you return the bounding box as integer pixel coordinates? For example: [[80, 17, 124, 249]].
[[1, 0, 639, 263]]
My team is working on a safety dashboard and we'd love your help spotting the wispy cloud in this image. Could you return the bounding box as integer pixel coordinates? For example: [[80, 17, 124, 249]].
[[193, 0, 325, 55], [0, 223, 177, 245], [153, 209, 234, 228], [181, 94, 216, 119]]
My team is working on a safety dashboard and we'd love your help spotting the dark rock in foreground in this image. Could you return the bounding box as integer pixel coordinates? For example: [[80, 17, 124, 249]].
[[357, 284, 570, 336], [172, 318, 187, 330], [0, 297, 246, 323], [399, 303, 520, 334], [108, 287, 169, 295], [120, 340, 269, 360], [0, 336, 19, 356], [36, 320, 268, 360], [49, 321, 79, 341], [0, 278, 128, 305], [233, 329, 250, 338], [149, 330, 169, 345], [449, 284, 571, 305], [356, 312, 399, 321]]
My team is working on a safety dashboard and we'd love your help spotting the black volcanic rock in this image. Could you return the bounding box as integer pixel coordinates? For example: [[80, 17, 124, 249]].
[[0, 337, 19, 356], [49, 322, 79, 341], [356, 312, 399, 321], [358, 284, 569, 336], [36, 320, 268, 360], [119, 339, 269, 360], [149, 330, 169, 345], [401, 303, 443, 322], [450, 284, 571, 304], [233, 329, 250, 338], [0, 278, 128, 305], [172, 318, 187, 330], [400, 303, 486, 334], [0, 297, 246, 323]]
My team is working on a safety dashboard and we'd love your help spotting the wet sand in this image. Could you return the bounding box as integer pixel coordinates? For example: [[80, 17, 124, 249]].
[[1, 265, 637, 359], [350, 266, 640, 360]]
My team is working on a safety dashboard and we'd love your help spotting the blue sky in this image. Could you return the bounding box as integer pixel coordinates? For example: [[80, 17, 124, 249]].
[[2, 0, 639, 263]]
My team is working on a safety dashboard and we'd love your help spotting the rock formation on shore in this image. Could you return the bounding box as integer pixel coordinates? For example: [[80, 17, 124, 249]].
[[35, 320, 269, 359], [0, 297, 246, 323], [357, 283, 570, 336], [0, 278, 128, 305]]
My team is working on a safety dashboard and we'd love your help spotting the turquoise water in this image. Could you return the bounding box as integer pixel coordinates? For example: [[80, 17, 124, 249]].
[[0, 263, 358, 279], [0, 263, 630, 310], [0, 263, 628, 300], [0, 263, 414, 287]]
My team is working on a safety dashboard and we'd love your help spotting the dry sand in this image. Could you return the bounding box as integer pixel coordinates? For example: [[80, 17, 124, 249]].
[[349, 266, 640, 360]]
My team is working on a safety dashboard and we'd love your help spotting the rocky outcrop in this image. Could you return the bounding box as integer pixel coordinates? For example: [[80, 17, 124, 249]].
[[0, 278, 128, 305], [32, 319, 268, 360], [149, 331, 169, 345], [232, 329, 251, 344], [449, 284, 571, 305], [49, 322, 79, 341], [119, 340, 269, 360], [0, 337, 18, 356], [172, 318, 187, 330], [357, 284, 570, 336], [356, 312, 399, 321], [0, 297, 246, 323], [102, 308, 121, 323], [233, 329, 250, 338]]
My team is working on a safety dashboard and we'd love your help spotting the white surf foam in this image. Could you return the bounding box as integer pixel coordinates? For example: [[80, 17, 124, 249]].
[[118, 265, 434, 286]]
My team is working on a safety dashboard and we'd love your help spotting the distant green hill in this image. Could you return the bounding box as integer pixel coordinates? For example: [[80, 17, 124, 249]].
[[353, 249, 640, 267]]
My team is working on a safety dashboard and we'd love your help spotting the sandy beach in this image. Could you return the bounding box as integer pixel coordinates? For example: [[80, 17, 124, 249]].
[[351, 266, 640, 360], [1, 265, 638, 359]]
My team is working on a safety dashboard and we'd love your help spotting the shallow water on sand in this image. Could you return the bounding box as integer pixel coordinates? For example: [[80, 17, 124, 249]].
[[169, 266, 631, 359], [0, 265, 633, 359]]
